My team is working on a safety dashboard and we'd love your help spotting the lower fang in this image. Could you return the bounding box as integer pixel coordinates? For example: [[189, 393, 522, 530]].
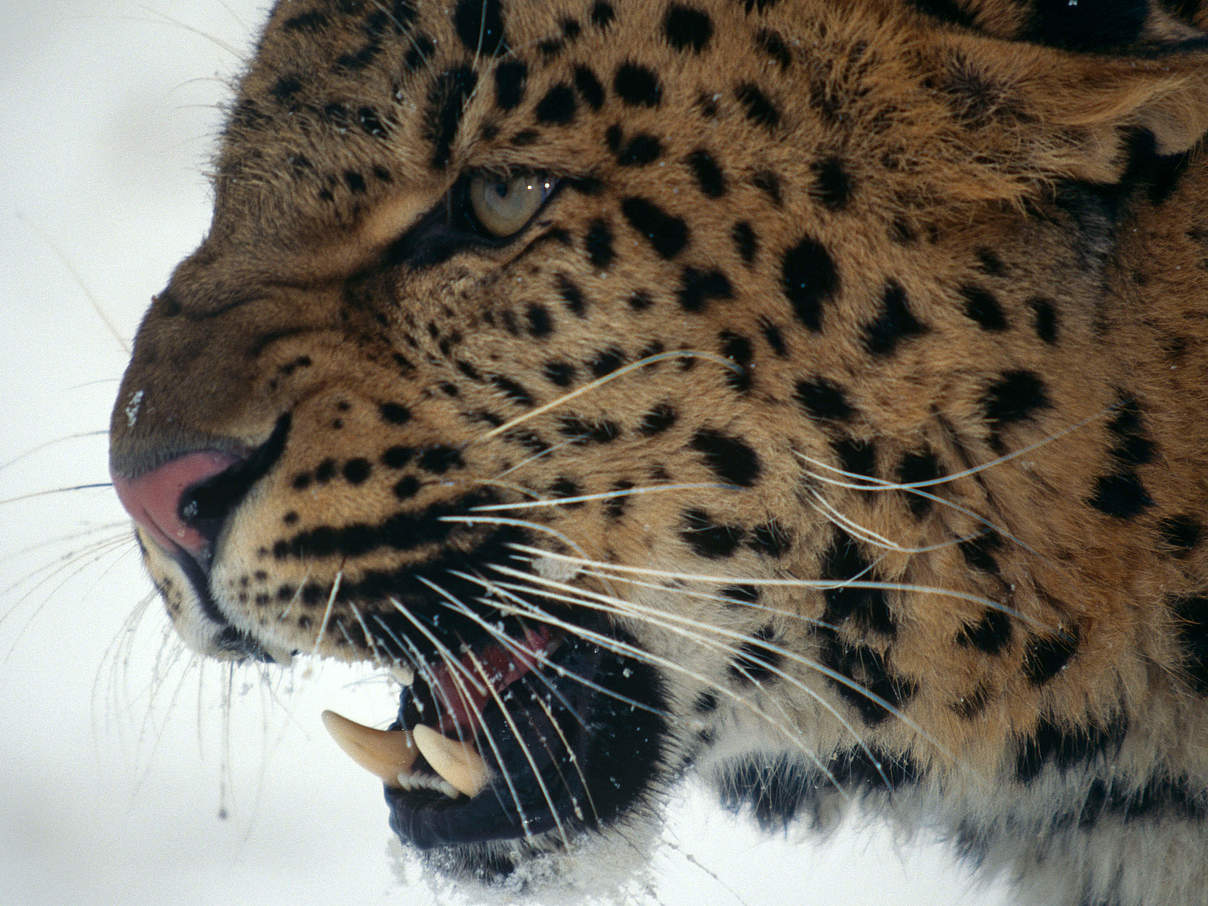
[[390, 664, 415, 685], [321, 710, 417, 787], [413, 724, 489, 797]]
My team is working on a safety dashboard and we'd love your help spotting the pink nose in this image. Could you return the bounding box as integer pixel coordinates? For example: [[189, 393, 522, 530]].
[[112, 452, 239, 557]]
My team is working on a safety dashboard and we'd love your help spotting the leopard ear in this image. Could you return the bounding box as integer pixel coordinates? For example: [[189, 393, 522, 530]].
[[935, 34, 1208, 185]]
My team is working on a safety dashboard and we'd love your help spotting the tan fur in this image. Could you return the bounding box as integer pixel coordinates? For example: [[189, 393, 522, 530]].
[[110, 1, 1208, 902]]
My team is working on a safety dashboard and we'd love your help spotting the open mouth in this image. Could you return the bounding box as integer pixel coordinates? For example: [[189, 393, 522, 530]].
[[324, 617, 669, 864]]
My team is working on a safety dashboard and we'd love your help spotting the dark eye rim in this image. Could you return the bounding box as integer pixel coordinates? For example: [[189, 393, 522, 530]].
[[382, 169, 563, 270]]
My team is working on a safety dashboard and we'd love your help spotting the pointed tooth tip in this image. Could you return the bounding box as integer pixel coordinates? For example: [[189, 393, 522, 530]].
[[412, 723, 489, 798], [321, 710, 416, 787]]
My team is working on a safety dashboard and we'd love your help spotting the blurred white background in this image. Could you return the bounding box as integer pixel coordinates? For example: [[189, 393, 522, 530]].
[[0, 2, 1013, 903]]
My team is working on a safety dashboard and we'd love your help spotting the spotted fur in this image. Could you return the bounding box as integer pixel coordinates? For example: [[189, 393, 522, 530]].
[[110, 0, 1208, 902]]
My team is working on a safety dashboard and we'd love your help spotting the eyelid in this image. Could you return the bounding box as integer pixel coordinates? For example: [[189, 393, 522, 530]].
[[381, 170, 563, 269]]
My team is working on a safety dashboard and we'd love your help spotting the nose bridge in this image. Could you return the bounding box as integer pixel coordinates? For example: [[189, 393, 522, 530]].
[[109, 259, 343, 478]]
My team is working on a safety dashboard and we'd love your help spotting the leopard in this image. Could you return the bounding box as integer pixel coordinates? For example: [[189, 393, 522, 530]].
[[107, 0, 1208, 902]]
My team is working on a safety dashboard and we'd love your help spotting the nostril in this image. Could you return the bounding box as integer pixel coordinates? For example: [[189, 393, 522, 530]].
[[112, 414, 292, 562], [112, 452, 242, 558]]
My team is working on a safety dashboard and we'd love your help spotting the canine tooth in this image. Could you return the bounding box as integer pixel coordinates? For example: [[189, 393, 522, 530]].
[[321, 710, 417, 788], [412, 724, 488, 797]]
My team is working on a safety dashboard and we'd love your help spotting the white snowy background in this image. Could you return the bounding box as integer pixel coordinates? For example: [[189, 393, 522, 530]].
[[0, 2, 1015, 903]]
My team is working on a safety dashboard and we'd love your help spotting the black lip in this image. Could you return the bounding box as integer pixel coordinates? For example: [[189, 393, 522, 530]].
[[384, 627, 667, 858]]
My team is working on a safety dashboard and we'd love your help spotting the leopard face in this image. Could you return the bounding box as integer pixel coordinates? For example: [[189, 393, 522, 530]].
[[109, 0, 1208, 900]]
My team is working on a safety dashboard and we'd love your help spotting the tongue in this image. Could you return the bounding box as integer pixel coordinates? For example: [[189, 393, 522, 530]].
[[426, 626, 554, 731]]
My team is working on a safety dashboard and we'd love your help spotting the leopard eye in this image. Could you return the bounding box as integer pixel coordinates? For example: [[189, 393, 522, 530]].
[[466, 172, 555, 237]]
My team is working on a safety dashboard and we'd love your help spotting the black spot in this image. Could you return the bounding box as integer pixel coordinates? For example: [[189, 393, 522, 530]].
[[543, 361, 577, 387], [781, 237, 839, 331], [719, 331, 753, 392], [906, 0, 977, 27], [958, 531, 1002, 575], [795, 377, 854, 422], [589, 346, 626, 377], [426, 66, 478, 169], [590, 1, 616, 28], [951, 685, 990, 720], [388, 475, 417, 504], [810, 157, 853, 211], [559, 415, 621, 444], [639, 403, 677, 435], [380, 402, 413, 425], [755, 28, 792, 69], [748, 520, 792, 558], [418, 446, 463, 474], [526, 303, 553, 337], [691, 429, 762, 486], [1105, 397, 1154, 466], [958, 608, 1012, 655], [536, 83, 577, 125], [740, 0, 782, 11], [677, 267, 734, 312], [493, 60, 527, 110], [343, 170, 367, 194], [821, 532, 895, 636], [681, 508, 746, 558], [628, 291, 654, 311], [1171, 595, 1208, 695], [1089, 470, 1153, 519], [1014, 714, 1127, 783], [961, 285, 1008, 331], [982, 371, 1049, 444], [381, 446, 414, 469], [403, 33, 435, 72], [335, 42, 383, 73], [555, 274, 587, 316], [614, 62, 662, 107], [585, 219, 615, 269], [314, 459, 336, 484], [759, 318, 786, 357], [1159, 515, 1202, 557], [729, 625, 782, 684], [722, 584, 760, 604], [604, 479, 634, 519], [621, 197, 689, 258], [735, 82, 780, 129], [663, 4, 713, 53], [615, 133, 663, 166], [549, 477, 584, 507], [686, 149, 726, 197], [694, 690, 719, 713], [283, 11, 329, 32], [819, 630, 916, 725], [732, 221, 759, 264], [832, 437, 876, 478], [452, 0, 505, 54], [751, 170, 782, 206], [490, 374, 535, 407], [862, 280, 926, 356], [897, 450, 940, 517], [270, 74, 303, 104], [342, 458, 371, 485], [291, 472, 312, 491], [1029, 298, 1058, 344], [573, 65, 605, 110], [1023, 0, 1147, 51], [1022, 629, 1080, 686], [696, 91, 720, 118]]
